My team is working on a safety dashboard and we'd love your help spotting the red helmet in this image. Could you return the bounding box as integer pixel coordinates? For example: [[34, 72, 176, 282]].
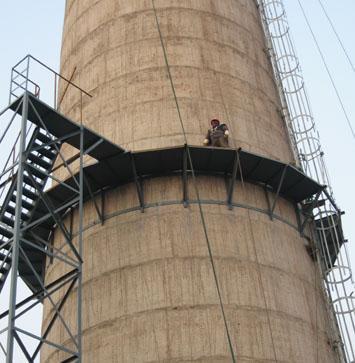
[[211, 118, 220, 126]]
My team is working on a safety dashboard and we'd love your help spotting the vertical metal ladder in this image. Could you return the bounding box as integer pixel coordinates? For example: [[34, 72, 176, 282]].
[[0, 127, 60, 293]]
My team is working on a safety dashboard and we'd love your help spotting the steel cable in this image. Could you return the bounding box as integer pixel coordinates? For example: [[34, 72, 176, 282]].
[[246, 210, 278, 362], [297, 0, 355, 140], [317, 0, 355, 74], [151, 1, 237, 361]]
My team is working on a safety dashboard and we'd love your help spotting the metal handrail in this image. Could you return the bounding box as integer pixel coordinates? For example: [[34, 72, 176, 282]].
[[9, 55, 92, 110]]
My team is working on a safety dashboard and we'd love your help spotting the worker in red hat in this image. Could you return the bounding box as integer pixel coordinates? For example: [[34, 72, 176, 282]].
[[203, 119, 229, 147]]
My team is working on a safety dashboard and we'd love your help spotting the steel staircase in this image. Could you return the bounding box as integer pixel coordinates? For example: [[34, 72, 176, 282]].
[[0, 127, 60, 293]]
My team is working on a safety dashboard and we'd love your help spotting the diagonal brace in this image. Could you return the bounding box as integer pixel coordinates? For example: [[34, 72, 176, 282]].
[[270, 164, 288, 215], [24, 166, 82, 263], [32, 276, 78, 360], [130, 154, 144, 213], [227, 149, 241, 210], [83, 171, 103, 224]]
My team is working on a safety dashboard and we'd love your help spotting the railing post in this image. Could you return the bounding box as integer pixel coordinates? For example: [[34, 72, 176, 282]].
[[24, 56, 30, 93]]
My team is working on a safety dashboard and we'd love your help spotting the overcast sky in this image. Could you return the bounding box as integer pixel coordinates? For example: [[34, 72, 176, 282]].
[[0, 0, 354, 361]]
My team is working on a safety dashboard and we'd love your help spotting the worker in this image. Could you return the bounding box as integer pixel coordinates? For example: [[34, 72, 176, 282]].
[[203, 119, 229, 147]]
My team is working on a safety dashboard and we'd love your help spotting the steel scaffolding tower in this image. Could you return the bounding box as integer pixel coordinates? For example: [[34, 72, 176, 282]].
[[0, 55, 124, 362]]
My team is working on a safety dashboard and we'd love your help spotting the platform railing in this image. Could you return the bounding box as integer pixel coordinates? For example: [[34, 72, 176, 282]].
[[9, 55, 91, 122]]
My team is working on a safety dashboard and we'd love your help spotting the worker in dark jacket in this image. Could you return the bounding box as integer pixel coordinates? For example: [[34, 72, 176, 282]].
[[203, 119, 229, 147]]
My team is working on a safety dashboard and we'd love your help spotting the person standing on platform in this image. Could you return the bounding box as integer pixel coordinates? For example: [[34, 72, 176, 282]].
[[203, 119, 229, 147]]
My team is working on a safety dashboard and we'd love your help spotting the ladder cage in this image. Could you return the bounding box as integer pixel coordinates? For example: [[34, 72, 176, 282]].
[[257, 0, 355, 361]]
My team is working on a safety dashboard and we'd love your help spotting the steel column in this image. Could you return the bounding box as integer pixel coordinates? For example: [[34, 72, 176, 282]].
[[5, 92, 29, 363], [77, 125, 84, 363], [182, 145, 189, 208]]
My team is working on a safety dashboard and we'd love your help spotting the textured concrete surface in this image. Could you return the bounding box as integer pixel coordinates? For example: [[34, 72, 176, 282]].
[[42, 0, 340, 362], [58, 0, 295, 162]]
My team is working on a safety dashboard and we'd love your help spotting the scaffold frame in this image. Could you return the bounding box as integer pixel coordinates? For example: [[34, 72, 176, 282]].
[[0, 95, 84, 362]]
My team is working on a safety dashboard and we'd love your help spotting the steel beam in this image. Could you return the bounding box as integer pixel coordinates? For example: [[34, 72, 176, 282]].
[[101, 190, 106, 225], [6, 92, 28, 363], [13, 331, 32, 362], [83, 171, 103, 223], [0, 269, 78, 321], [227, 149, 240, 210], [77, 125, 84, 363], [131, 154, 145, 212], [83, 138, 104, 156], [28, 98, 80, 188], [270, 165, 288, 215], [30, 130, 79, 153], [32, 276, 77, 360], [1, 88, 84, 362], [18, 245, 79, 347], [15, 328, 78, 358], [24, 168, 81, 263], [182, 145, 189, 208]]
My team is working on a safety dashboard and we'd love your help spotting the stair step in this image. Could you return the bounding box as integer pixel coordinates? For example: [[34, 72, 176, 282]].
[[5, 205, 16, 215], [0, 240, 12, 251], [27, 164, 48, 180], [0, 225, 13, 239], [10, 195, 34, 210], [0, 265, 10, 274], [36, 132, 52, 144], [3, 214, 30, 227], [2, 207, 30, 221], [23, 174, 43, 188], [33, 142, 57, 160], [0, 252, 11, 263], [21, 188, 38, 200], [27, 153, 52, 170], [1, 216, 14, 228]]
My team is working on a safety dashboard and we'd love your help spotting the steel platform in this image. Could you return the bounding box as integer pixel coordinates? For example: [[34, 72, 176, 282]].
[[2, 93, 332, 294]]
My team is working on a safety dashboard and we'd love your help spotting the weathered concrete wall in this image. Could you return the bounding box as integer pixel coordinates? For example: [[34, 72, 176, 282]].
[[42, 177, 338, 362], [58, 0, 294, 162], [42, 0, 339, 362]]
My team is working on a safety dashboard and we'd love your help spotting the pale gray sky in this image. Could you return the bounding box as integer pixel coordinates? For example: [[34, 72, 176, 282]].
[[0, 1, 354, 361]]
